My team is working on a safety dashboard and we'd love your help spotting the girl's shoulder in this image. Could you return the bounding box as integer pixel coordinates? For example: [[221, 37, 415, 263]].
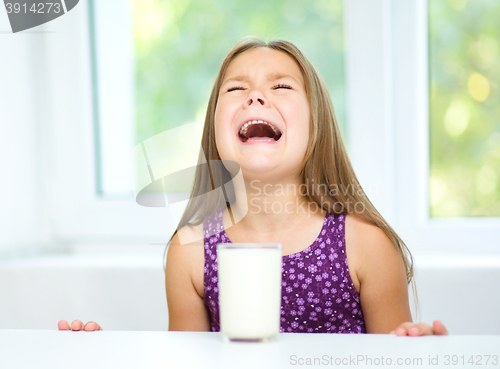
[[345, 213, 391, 247], [166, 224, 205, 297], [173, 223, 205, 247], [167, 224, 205, 265], [345, 213, 405, 287]]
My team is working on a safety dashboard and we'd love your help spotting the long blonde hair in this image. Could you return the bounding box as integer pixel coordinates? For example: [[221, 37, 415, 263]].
[[165, 37, 415, 290]]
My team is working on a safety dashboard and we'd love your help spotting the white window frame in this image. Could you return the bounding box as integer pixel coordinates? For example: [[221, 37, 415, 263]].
[[44, 0, 499, 254], [42, 0, 175, 246]]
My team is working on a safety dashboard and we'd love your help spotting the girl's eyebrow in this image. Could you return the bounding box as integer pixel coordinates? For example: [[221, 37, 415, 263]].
[[222, 75, 250, 85], [221, 72, 301, 86], [267, 72, 301, 84]]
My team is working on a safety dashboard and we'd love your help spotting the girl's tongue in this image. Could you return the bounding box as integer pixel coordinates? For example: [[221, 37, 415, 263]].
[[239, 123, 282, 143]]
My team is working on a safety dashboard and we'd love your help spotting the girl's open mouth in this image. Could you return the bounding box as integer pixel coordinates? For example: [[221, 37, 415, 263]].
[[238, 120, 282, 143]]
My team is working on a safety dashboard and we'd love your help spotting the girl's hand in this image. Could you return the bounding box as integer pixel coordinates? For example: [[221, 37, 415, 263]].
[[390, 320, 448, 336], [57, 319, 102, 331]]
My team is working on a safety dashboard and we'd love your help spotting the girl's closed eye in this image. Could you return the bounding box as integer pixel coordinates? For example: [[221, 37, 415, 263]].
[[226, 86, 245, 92], [273, 83, 292, 90], [226, 84, 291, 92]]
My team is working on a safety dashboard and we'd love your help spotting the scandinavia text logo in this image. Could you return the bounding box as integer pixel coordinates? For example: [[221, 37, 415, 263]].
[[129, 123, 248, 245], [3, 0, 79, 33]]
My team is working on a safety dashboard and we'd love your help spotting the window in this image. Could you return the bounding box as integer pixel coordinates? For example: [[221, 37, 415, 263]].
[[428, 0, 500, 217], [45, 0, 498, 252], [390, 0, 499, 255], [93, 0, 347, 198]]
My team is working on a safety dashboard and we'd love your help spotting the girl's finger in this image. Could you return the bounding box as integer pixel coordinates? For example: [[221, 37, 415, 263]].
[[57, 320, 71, 330], [395, 321, 414, 336], [84, 321, 103, 331], [433, 320, 449, 335], [408, 322, 433, 336], [84, 321, 101, 331], [70, 320, 84, 331]]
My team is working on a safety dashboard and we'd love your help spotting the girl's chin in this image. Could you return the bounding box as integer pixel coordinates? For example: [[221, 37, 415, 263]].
[[239, 162, 299, 182], [240, 163, 277, 174], [238, 163, 278, 177]]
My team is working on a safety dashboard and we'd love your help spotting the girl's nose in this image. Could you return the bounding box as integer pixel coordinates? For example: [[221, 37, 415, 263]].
[[246, 97, 265, 106], [245, 91, 267, 107]]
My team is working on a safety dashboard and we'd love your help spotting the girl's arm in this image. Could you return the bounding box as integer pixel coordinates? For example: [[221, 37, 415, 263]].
[[345, 214, 447, 335], [165, 226, 211, 331]]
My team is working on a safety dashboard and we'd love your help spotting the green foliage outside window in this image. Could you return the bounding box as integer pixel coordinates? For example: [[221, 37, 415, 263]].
[[429, 0, 500, 217]]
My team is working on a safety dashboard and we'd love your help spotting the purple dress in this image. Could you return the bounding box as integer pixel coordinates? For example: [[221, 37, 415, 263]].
[[203, 209, 366, 333]]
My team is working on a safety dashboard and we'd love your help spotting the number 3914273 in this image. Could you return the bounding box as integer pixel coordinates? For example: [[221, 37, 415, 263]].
[[5, 3, 62, 14], [443, 355, 498, 366]]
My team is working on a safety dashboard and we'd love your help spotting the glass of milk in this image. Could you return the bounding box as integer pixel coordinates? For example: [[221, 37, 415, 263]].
[[217, 243, 282, 343]]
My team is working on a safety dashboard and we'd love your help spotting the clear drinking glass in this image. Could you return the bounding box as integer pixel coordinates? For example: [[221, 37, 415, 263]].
[[217, 243, 282, 343]]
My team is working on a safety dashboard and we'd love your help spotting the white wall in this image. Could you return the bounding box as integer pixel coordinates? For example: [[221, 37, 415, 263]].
[[411, 256, 500, 335], [1, 254, 499, 334], [0, 253, 168, 331]]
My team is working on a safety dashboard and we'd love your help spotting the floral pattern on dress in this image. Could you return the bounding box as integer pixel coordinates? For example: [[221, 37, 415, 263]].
[[203, 209, 366, 334]]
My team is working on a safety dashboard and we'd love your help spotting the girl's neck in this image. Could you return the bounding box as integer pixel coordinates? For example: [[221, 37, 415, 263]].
[[226, 176, 325, 235]]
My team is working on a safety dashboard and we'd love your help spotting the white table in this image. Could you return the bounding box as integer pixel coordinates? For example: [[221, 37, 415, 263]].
[[0, 330, 499, 368]]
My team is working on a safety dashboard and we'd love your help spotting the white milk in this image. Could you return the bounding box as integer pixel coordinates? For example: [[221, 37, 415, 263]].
[[217, 243, 282, 341]]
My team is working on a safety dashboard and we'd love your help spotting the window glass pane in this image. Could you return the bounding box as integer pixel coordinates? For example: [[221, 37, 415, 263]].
[[132, 0, 346, 192], [429, 0, 500, 217], [90, 0, 136, 197]]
